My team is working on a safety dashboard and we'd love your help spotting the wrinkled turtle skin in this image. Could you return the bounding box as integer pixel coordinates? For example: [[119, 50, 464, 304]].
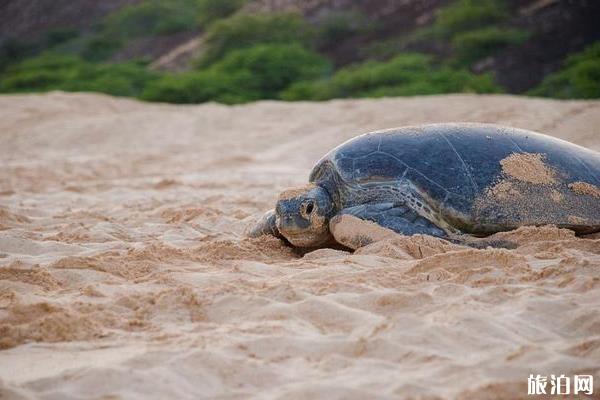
[[251, 123, 600, 248]]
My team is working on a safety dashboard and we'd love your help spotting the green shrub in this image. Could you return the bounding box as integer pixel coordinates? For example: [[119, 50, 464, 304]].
[[143, 43, 331, 103], [360, 68, 500, 97], [314, 10, 376, 48], [436, 0, 508, 36], [81, 35, 124, 62], [280, 80, 336, 101], [0, 39, 37, 72], [102, 0, 201, 37], [198, 13, 315, 66], [197, 0, 246, 26], [213, 44, 331, 98], [0, 29, 82, 72], [141, 69, 257, 103], [70, 61, 162, 96], [452, 27, 529, 65], [329, 53, 432, 94], [281, 53, 501, 100], [0, 54, 81, 92], [365, 1, 519, 63], [0, 53, 160, 97], [529, 42, 600, 99]]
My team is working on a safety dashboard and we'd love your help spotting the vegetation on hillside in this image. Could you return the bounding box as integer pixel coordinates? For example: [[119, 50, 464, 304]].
[[529, 42, 600, 99], [451, 27, 529, 66], [0, 53, 159, 97], [282, 53, 500, 100], [198, 13, 316, 67], [142, 44, 331, 103], [436, 0, 509, 35], [0, 0, 597, 103], [83, 0, 208, 62]]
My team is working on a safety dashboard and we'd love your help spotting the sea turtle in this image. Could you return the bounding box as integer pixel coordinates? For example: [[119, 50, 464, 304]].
[[250, 123, 600, 249]]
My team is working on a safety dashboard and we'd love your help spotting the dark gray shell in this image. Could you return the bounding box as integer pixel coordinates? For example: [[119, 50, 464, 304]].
[[309, 123, 600, 234]]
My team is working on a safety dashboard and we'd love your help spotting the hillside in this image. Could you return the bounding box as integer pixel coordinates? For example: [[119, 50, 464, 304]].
[[0, 0, 599, 102]]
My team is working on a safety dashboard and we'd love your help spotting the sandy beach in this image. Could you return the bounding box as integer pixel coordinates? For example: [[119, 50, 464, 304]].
[[1, 92, 599, 399]]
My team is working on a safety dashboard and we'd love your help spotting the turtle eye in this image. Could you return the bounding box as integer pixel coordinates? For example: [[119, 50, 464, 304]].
[[301, 201, 314, 219], [306, 202, 314, 215]]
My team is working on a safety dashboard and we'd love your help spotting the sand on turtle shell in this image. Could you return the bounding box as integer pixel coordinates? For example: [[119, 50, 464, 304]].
[[1, 92, 599, 399], [499, 152, 557, 184], [550, 189, 564, 203], [568, 215, 588, 224], [485, 179, 522, 200], [569, 181, 600, 198]]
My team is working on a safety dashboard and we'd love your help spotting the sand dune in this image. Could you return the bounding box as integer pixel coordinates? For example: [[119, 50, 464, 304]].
[[1, 92, 599, 399]]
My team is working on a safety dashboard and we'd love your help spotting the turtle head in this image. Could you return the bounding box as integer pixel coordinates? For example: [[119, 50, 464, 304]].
[[275, 184, 334, 247]]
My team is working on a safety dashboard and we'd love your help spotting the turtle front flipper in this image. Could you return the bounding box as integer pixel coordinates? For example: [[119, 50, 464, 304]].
[[248, 209, 283, 239], [329, 203, 447, 249]]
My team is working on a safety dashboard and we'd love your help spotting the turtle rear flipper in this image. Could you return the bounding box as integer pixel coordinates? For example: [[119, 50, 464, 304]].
[[329, 203, 447, 249]]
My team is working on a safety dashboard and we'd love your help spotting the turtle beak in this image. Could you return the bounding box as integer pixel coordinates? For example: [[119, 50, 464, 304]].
[[275, 199, 311, 232], [277, 213, 309, 233]]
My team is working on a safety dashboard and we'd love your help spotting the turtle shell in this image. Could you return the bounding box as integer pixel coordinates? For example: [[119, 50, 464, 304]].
[[309, 123, 600, 234]]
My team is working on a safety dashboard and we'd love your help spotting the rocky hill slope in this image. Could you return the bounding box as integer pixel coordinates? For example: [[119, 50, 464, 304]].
[[1, 0, 598, 94]]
